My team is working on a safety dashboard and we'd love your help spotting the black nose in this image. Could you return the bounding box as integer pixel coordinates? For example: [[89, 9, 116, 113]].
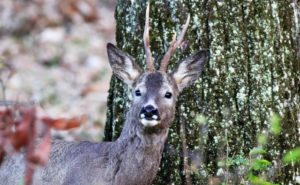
[[140, 105, 160, 120]]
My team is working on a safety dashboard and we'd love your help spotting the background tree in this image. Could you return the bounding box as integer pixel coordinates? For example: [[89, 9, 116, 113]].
[[105, 0, 300, 184]]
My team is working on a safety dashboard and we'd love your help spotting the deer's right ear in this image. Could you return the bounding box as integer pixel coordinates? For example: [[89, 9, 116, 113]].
[[171, 50, 209, 92], [107, 43, 142, 86]]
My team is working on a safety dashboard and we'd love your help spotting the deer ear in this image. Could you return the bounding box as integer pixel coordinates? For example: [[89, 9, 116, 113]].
[[171, 50, 209, 92], [107, 43, 142, 86]]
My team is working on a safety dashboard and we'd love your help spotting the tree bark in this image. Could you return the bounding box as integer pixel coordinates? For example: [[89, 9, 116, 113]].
[[105, 0, 300, 184]]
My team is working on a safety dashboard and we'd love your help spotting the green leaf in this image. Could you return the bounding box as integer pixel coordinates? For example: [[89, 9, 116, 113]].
[[219, 156, 248, 167], [249, 147, 266, 156], [232, 155, 248, 165], [283, 147, 300, 164], [0, 61, 4, 69], [195, 114, 207, 125], [257, 133, 268, 146], [217, 160, 226, 167], [251, 159, 271, 171], [249, 175, 274, 185], [269, 113, 281, 135]]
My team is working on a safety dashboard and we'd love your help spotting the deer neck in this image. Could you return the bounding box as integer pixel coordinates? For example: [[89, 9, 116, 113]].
[[117, 109, 170, 153], [107, 110, 170, 184]]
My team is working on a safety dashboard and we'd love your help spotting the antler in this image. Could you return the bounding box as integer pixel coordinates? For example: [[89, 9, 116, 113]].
[[159, 14, 190, 72], [144, 2, 154, 72]]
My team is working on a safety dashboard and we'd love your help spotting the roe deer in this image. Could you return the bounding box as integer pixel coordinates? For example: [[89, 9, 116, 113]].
[[0, 3, 208, 185]]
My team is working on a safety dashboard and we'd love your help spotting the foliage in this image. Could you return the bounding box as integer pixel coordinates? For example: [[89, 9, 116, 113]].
[[269, 114, 281, 136], [217, 114, 286, 185], [247, 174, 277, 185], [249, 147, 266, 156], [283, 147, 300, 164], [246, 114, 281, 184]]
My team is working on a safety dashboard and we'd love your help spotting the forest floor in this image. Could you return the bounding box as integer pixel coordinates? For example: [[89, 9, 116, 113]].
[[0, 0, 116, 141]]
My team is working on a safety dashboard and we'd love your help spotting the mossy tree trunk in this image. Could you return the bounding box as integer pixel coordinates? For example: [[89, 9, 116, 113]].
[[105, 0, 300, 184]]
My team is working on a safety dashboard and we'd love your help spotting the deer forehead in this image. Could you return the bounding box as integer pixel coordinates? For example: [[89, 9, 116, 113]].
[[135, 72, 176, 95]]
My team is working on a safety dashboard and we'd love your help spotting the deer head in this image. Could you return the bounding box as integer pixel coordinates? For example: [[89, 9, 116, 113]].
[[107, 4, 209, 129]]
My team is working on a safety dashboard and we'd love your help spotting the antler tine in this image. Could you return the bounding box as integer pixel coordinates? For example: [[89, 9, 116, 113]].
[[159, 14, 190, 72], [144, 2, 154, 72]]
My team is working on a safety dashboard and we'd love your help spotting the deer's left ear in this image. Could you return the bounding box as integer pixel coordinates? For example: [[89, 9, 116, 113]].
[[171, 50, 209, 92], [107, 43, 142, 86]]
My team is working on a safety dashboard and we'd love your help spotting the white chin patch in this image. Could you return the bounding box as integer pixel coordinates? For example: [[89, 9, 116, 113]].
[[140, 119, 159, 127]]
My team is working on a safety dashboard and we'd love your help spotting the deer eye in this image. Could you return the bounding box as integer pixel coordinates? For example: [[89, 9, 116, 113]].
[[135, 89, 141, 96], [164, 92, 172, 99]]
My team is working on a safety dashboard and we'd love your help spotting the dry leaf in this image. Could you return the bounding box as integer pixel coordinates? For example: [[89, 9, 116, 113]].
[[10, 108, 35, 150], [80, 84, 100, 96], [42, 116, 85, 130], [0, 149, 5, 165]]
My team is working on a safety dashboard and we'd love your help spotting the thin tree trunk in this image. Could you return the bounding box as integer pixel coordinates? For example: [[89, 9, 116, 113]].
[[105, 0, 300, 184]]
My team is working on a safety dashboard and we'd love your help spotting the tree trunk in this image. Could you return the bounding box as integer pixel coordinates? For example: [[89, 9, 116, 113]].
[[105, 0, 300, 184]]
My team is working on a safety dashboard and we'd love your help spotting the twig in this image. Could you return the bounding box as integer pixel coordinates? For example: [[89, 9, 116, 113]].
[[180, 121, 192, 185], [0, 79, 6, 101], [225, 128, 229, 185]]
